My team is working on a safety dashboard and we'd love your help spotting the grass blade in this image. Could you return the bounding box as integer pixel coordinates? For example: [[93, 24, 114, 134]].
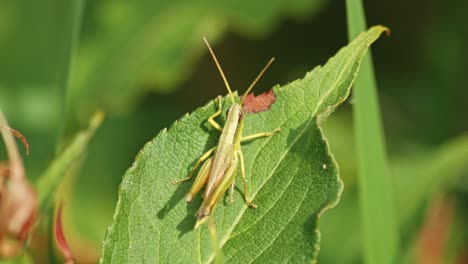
[[56, 0, 85, 146], [345, 1, 399, 263]]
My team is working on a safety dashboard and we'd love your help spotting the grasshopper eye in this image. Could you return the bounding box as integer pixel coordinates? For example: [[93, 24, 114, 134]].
[[225, 108, 230, 116], [238, 111, 243, 119]]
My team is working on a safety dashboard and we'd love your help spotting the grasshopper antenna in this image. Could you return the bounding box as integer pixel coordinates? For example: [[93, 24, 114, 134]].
[[203, 37, 235, 104], [241, 58, 275, 104]]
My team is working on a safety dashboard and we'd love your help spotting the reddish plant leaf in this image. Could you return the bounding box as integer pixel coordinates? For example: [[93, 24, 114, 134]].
[[0, 112, 38, 257], [55, 203, 74, 264], [0, 124, 29, 155], [416, 195, 454, 264]]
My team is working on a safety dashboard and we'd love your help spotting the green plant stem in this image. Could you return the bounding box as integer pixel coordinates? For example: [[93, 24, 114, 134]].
[[345, 1, 399, 263], [36, 111, 104, 211]]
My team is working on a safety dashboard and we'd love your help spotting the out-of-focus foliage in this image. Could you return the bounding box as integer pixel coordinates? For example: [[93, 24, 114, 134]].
[[319, 114, 468, 263], [0, 0, 467, 262], [37, 111, 104, 211], [0, 0, 82, 176], [65, 0, 329, 135]]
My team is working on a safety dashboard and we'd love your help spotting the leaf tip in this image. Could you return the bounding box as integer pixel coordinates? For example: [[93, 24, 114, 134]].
[[372, 25, 391, 37], [384, 28, 391, 36], [90, 110, 105, 130]]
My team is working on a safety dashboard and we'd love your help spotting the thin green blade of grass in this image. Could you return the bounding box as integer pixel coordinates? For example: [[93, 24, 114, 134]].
[[26, 0, 86, 213], [56, 0, 85, 148], [345, 1, 399, 264]]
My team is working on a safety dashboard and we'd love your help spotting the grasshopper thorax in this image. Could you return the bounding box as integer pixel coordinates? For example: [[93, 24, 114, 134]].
[[226, 103, 243, 120]]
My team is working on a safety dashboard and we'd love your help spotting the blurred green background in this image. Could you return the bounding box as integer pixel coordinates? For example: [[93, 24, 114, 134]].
[[0, 0, 467, 262]]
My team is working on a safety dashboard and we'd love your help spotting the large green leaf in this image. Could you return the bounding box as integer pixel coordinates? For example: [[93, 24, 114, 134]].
[[100, 26, 388, 263]]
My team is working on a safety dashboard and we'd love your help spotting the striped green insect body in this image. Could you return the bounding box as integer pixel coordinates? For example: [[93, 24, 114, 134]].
[[172, 38, 280, 228]]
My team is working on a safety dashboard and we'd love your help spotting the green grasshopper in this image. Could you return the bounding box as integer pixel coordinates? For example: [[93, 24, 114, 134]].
[[172, 38, 280, 228]]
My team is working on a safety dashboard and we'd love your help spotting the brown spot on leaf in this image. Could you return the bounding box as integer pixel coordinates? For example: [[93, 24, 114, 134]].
[[242, 89, 276, 113]]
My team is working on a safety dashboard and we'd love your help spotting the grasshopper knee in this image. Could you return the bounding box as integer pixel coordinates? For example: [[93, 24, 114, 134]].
[[185, 194, 194, 203]]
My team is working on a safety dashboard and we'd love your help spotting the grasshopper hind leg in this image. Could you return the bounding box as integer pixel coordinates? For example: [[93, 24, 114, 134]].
[[171, 147, 216, 202], [185, 157, 213, 203], [229, 182, 235, 203], [171, 146, 216, 185], [238, 150, 257, 209]]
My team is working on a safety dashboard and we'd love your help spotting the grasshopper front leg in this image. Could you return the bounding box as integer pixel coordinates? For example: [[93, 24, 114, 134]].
[[208, 96, 223, 132]]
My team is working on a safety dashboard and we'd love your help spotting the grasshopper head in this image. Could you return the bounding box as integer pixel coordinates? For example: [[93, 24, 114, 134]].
[[226, 103, 243, 120]]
